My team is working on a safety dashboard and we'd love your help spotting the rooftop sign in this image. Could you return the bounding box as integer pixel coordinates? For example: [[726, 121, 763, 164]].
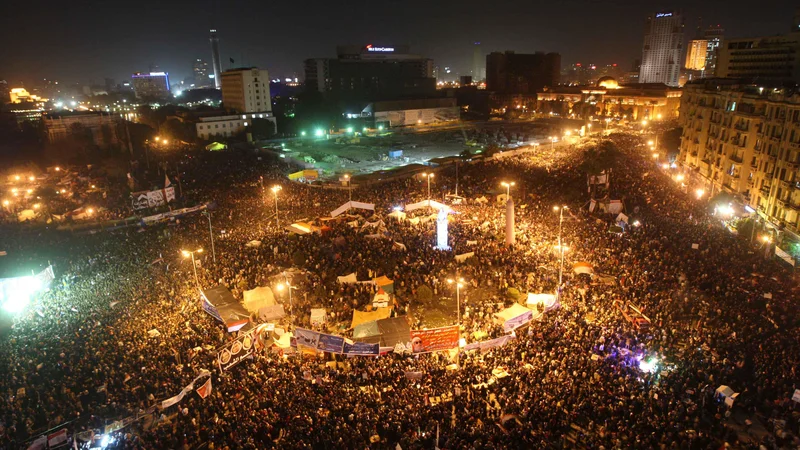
[[366, 44, 394, 52]]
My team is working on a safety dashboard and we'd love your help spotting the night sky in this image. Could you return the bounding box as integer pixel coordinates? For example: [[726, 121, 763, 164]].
[[1, 0, 797, 86]]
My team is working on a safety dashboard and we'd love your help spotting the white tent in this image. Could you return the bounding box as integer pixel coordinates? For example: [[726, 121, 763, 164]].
[[245, 240, 262, 248], [494, 303, 534, 332], [331, 201, 375, 218], [259, 304, 286, 321], [405, 200, 451, 212], [388, 210, 407, 221], [455, 252, 475, 263], [17, 209, 36, 222], [243, 286, 275, 313], [337, 273, 359, 284]]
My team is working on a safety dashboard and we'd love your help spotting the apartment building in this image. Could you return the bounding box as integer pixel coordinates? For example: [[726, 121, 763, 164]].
[[679, 79, 800, 232]]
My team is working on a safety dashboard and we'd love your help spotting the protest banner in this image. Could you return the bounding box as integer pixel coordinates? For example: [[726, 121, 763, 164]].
[[410, 326, 459, 354], [217, 329, 255, 371], [316, 333, 345, 353]]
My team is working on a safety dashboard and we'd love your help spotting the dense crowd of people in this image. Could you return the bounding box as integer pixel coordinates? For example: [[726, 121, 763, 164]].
[[0, 130, 798, 449]]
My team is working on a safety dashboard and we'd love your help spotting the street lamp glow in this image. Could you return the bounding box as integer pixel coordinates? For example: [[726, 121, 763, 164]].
[[761, 235, 772, 243], [378, 125, 384, 131], [271, 185, 282, 193], [501, 181, 515, 197], [695, 188, 705, 199], [647, 140, 654, 146], [675, 174, 685, 182], [657, 114, 663, 120], [301, 131, 306, 136], [315, 129, 324, 137], [641, 120, 648, 126], [346, 127, 353, 133], [661, 163, 670, 170]]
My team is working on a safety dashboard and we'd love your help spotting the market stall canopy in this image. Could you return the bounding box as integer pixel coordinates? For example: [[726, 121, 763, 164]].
[[201, 285, 250, 333], [242, 286, 275, 313], [373, 275, 394, 293], [573, 261, 594, 274]]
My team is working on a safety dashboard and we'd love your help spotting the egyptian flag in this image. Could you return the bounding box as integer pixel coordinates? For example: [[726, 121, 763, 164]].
[[196, 377, 212, 399]]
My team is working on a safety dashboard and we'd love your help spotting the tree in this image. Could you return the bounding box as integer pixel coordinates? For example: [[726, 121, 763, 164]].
[[417, 284, 433, 303], [249, 118, 276, 140]]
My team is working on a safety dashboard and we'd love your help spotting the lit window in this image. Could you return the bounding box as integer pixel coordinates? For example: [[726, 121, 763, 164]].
[[242, 115, 246, 119]]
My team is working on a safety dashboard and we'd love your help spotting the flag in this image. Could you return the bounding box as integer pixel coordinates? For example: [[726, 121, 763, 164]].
[[230, 57, 235, 64], [196, 377, 212, 399], [26, 435, 46, 450], [164, 174, 172, 188], [47, 429, 68, 448]]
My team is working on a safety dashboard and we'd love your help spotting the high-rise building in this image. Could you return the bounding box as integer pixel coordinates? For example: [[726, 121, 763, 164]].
[[472, 42, 485, 81], [704, 26, 724, 76], [210, 29, 222, 89], [220, 67, 272, 114], [131, 72, 171, 99], [685, 39, 708, 71], [715, 26, 800, 82], [193, 59, 211, 87], [678, 79, 800, 232], [486, 51, 561, 94], [304, 45, 435, 101], [639, 11, 684, 86]]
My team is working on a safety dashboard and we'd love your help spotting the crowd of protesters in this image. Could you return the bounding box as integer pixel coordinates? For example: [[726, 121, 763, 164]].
[[0, 130, 798, 450]]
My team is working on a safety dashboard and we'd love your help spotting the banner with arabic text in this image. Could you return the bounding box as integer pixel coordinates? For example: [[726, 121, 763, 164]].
[[217, 330, 255, 371], [410, 326, 459, 354]]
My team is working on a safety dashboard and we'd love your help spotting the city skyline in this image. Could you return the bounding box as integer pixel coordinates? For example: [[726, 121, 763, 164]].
[[1, 0, 798, 86]]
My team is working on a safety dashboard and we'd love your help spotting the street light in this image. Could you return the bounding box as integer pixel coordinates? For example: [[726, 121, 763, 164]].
[[343, 174, 352, 202], [501, 181, 515, 197], [549, 136, 557, 150], [271, 185, 282, 228], [275, 278, 297, 321], [652, 153, 659, 159], [202, 210, 216, 264], [447, 277, 466, 330], [696, 188, 705, 199], [181, 248, 203, 287], [553, 205, 568, 249], [554, 244, 569, 300], [422, 173, 434, 201]]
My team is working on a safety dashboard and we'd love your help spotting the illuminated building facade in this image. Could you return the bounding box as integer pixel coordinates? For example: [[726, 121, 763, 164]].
[[716, 32, 800, 83], [220, 67, 272, 114], [639, 11, 684, 87], [131, 72, 170, 99], [193, 59, 212, 88], [678, 79, 800, 232], [685, 39, 708, 71], [537, 77, 681, 120]]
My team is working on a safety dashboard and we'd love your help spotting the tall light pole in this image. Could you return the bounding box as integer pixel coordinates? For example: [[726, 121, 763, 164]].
[[553, 205, 568, 247], [271, 185, 282, 228], [181, 248, 203, 287], [276, 278, 297, 323], [501, 181, 515, 198], [422, 173, 434, 202], [447, 277, 466, 330], [761, 235, 772, 259], [202, 210, 216, 264], [549, 136, 557, 151], [343, 174, 352, 202], [554, 244, 568, 300]]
